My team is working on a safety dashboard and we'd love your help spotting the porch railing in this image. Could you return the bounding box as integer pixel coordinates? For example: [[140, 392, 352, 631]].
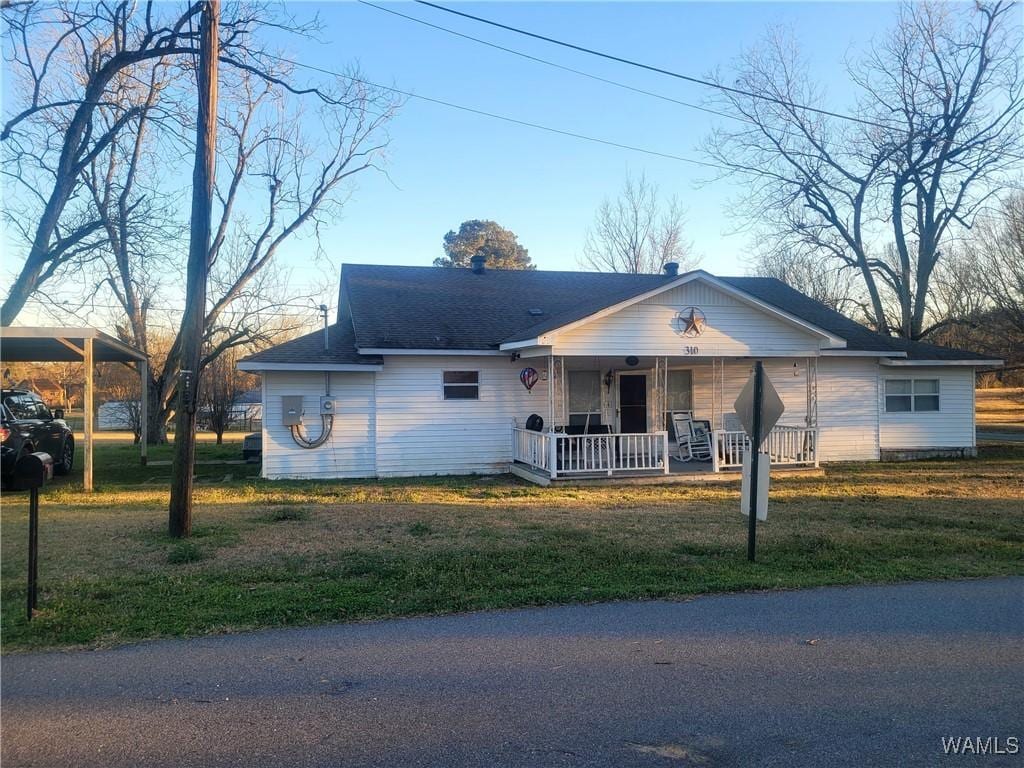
[[512, 428, 670, 479], [712, 426, 818, 471]]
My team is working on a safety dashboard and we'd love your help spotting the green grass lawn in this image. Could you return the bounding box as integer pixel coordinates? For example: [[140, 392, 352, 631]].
[[2, 442, 1022, 652]]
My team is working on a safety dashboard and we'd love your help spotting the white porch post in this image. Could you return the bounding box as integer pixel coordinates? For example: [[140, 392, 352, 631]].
[[662, 431, 670, 474], [548, 433, 558, 480], [547, 353, 554, 430]]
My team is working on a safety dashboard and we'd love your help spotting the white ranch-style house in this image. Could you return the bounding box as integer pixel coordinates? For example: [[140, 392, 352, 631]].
[[239, 260, 999, 483]]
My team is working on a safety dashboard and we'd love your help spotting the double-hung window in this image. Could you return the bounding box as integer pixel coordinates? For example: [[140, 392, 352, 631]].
[[567, 370, 602, 427], [885, 378, 940, 413], [443, 371, 479, 400]]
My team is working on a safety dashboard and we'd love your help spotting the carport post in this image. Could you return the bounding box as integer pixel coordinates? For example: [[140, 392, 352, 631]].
[[139, 359, 148, 466], [84, 336, 93, 492]]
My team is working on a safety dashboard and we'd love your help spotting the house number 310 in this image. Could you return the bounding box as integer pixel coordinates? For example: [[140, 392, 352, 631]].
[[683, 346, 699, 355]]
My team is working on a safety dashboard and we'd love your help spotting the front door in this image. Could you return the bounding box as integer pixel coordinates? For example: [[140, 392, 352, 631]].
[[617, 374, 647, 433]]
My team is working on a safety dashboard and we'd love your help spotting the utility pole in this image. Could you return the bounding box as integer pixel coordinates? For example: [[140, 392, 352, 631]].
[[169, 0, 219, 538]]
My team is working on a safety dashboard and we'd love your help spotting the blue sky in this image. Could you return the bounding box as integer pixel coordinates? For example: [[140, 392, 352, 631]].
[[275, 0, 898, 297], [4, 1, 905, 325]]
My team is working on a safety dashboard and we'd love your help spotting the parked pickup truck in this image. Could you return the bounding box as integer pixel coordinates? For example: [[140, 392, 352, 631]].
[[1, 388, 75, 486]]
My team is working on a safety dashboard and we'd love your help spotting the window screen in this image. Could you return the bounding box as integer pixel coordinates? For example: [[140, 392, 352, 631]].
[[913, 379, 940, 411], [443, 371, 479, 400], [568, 371, 601, 413], [664, 369, 693, 438]]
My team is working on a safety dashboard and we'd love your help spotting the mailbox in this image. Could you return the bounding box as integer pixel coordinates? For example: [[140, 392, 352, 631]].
[[11, 452, 53, 491], [13, 451, 53, 621]]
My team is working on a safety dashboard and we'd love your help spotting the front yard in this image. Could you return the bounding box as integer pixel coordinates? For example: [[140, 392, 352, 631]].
[[2, 441, 1022, 652]]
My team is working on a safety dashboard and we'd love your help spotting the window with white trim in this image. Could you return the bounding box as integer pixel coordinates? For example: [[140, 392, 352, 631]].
[[885, 378, 940, 413], [567, 370, 601, 427], [442, 371, 479, 400]]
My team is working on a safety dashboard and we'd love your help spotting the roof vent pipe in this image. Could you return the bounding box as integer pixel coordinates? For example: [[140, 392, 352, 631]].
[[663, 262, 679, 277], [471, 254, 486, 274]]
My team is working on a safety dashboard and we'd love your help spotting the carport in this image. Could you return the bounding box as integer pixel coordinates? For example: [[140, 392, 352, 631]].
[[1, 327, 148, 491]]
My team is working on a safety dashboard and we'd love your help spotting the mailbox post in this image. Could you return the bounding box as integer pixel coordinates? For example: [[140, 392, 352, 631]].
[[11, 452, 54, 620]]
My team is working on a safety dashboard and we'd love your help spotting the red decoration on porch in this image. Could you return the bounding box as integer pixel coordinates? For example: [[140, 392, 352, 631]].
[[519, 367, 539, 391]]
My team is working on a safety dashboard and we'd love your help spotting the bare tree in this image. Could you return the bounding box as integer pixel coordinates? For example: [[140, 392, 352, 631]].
[[971, 192, 1024, 337], [582, 173, 698, 274], [703, 1, 1023, 339], [750, 247, 861, 315], [25, 5, 398, 443], [0, 0, 356, 325], [197, 347, 254, 444], [926, 193, 1024, 382]]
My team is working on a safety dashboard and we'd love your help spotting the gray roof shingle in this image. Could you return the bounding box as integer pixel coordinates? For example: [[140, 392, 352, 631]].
[[244, 264, 995, 365], [240, 321, 381, 366]]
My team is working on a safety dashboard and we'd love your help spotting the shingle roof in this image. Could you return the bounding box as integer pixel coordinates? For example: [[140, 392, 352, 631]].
[[245, 264, 995, 365], [719, 277, 994, 360], [341, 264, 671, 350], [240, 321, 381, 366]]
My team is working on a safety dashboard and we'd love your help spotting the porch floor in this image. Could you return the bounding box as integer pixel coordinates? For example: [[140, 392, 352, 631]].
[[510, 458, 823, 487]]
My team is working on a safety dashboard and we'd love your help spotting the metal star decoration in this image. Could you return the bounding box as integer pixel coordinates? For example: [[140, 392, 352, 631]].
[[677, 307, 707, 337]]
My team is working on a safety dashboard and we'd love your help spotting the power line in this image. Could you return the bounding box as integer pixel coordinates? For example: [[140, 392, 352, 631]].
[[23, 297, 327, 317], [407, 2, 1024, 165], [356, 0, 751, 129], [412, 0, 891, 130], [263, 51, 747, 173]]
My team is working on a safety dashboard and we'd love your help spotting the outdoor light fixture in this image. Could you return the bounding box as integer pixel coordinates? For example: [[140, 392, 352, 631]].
[[793, 362, 800, 376], [625, 356, 639, 367], [604, 370, 614, 390]]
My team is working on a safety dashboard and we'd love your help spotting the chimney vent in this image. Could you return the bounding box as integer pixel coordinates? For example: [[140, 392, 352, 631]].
[[471, 254, 486, 274], [663, 262, 679, 277]]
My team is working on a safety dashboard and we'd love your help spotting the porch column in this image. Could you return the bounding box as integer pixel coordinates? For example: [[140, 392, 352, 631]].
[[547, 353, 554, 430]]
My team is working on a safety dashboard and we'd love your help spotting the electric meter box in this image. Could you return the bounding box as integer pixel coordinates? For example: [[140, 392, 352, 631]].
[[319, 397, 337, 415], [281, 395, 303, 426]]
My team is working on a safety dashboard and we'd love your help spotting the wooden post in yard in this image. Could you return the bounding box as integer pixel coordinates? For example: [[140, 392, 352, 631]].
[[169, 0, 219, 538], [139, 358, 148, 466], [83, 335, 93, 492]]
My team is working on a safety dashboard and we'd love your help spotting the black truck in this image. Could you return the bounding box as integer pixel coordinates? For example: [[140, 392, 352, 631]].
[[1, 388, 75, 485]]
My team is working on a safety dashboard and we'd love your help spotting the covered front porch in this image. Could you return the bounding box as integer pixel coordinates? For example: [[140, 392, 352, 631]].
[[510, 355, 820, 482]]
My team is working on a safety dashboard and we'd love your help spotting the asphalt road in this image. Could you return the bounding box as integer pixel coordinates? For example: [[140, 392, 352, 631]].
[[4, 579, 1022, 768]]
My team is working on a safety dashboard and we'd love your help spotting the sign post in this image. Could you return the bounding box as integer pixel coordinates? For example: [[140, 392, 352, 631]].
[[734, 362, 784, 562]]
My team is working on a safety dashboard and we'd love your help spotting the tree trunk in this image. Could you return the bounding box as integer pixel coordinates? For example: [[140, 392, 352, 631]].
[[145, 377, 169, 445], [169, 0, 218, 539]]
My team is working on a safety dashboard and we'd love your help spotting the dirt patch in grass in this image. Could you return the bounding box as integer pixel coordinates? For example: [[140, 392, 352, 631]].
[[2, 444, 1022, 651]]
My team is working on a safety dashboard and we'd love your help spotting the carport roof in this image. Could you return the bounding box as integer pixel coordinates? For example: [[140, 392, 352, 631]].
[[0, 326, 146, 363]]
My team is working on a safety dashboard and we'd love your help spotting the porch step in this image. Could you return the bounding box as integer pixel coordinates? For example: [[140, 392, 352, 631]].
[[509, 461, 823, 487]]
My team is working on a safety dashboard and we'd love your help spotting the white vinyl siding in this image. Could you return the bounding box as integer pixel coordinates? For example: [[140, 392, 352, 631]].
[[374, 355, 544, 477], [550, 281, 824, 357], [690, 359, 810, 430], [261, 371, 376, 479], [815, 358, 880, 461], [879, 367, 975, 449]]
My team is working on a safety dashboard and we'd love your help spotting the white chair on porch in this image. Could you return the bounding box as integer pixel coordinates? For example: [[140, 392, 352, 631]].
[[688, 419, 713, 461], [671, 411, 700, 462]]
